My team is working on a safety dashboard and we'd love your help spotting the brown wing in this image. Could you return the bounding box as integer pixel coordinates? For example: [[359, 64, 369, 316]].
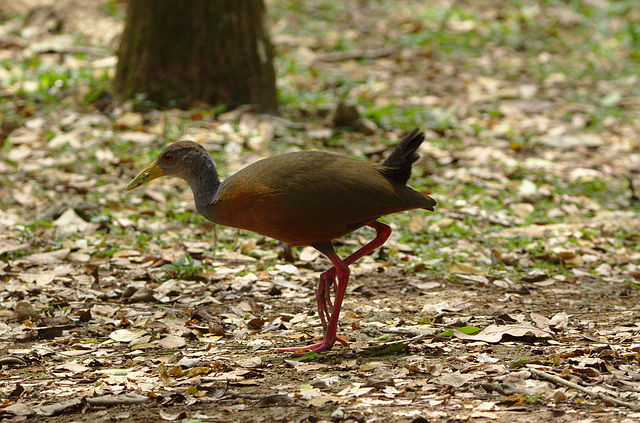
[[209, 151, 433, 246]]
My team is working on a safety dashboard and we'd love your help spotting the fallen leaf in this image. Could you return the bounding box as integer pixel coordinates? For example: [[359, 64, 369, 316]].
[[254, 394, 293, 408], [435, 371, 484, 388], [299, 246, 320, 262], [0, 240, 30, 255], [3, 402, 36, 416], [308, 395, 338, 407], [548, 312, 570, 329], [110, 329, 149, 343], [156, 335, 186, 349], [17, 272, 55, 285], [23, 248, 71, 264], [408, 213, 425, 232], [57, 360, 90, 373], [453, 324, 552, 343], [448, 262, 487, 275], [518, 180, 537, 196], [236, 356, 263, 368], [510, 203, 535, 218]]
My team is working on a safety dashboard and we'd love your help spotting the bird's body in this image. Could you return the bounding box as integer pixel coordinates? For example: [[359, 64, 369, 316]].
[[127, 129, 436, 354], [207, 150, 433, 246]]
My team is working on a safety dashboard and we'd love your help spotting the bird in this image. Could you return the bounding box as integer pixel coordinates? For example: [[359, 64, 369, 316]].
[[126, 128, 436, 354]]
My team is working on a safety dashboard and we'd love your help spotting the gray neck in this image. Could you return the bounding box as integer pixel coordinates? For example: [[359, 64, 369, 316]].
[[188, 158, 221, 219]]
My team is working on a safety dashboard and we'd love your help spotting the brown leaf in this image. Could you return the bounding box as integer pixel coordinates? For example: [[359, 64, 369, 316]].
[[14, 302, 41, 321], [127, 287, 157, 303], [254, 394, 293, 408]]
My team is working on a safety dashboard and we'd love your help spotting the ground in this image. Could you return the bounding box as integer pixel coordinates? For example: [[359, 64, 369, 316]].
[[1, 0, 640, 422]]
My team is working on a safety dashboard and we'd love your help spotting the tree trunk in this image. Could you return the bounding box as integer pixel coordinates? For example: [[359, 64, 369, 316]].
[[113, 0, 277, 112]]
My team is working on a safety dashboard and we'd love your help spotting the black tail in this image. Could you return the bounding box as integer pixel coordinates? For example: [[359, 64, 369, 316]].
[[380, 128, 424, 185]]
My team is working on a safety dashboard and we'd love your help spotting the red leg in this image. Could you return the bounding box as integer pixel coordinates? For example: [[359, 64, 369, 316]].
[[275, 221, 392, 355], [316, 271, 333, 331], [276, 251, 350, 353], [316, 221, 391, 331]]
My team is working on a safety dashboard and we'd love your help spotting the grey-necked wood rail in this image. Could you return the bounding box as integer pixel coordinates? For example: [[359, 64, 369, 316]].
[[126, 128, 436, 354]]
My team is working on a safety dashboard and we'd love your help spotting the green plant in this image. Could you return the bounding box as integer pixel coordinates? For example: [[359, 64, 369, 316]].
[[163, 253, 203, 278]]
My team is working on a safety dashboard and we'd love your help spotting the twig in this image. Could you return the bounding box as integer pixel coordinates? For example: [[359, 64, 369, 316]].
[[383, 327, 438, 338], [628, 175, 639, 202], [529, 368, 640, 411], [33, 45, 112, 57], [389, 333, 428, 346], [86, 393, 149, 406], [315, 46, 397, 63], [259, 114, 306, 129], [33, 394, 149, 416]]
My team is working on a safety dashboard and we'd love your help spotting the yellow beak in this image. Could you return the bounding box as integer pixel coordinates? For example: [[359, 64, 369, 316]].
[[126, 162, 164, 191]]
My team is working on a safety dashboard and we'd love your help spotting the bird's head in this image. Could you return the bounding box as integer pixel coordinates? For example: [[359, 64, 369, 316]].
[[126, 140, 208, 191]]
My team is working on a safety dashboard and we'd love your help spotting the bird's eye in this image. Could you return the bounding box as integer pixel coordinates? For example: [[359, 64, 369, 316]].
[[163, 152, 174, 162]]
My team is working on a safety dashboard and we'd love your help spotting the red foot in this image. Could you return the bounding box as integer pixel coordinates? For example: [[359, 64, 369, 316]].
[[274, 336, 349, 356]]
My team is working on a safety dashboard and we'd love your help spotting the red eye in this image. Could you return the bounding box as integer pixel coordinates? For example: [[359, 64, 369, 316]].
[[163, 152, 174, 162]]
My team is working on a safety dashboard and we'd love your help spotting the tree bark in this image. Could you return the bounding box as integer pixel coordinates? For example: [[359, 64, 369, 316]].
[[113, 0, 277, 112]]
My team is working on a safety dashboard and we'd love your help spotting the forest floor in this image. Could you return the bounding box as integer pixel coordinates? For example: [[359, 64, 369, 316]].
[[1, 0, 640, 422]]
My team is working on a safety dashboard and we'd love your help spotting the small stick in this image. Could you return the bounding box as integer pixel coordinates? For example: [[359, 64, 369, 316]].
[[529, 368, 640, 411], [628, 175, 639, 202], [315, 46, 397, 63]]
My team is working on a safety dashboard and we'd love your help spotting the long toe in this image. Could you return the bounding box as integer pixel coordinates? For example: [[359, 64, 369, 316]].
[[274, 336, 349, 356]]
